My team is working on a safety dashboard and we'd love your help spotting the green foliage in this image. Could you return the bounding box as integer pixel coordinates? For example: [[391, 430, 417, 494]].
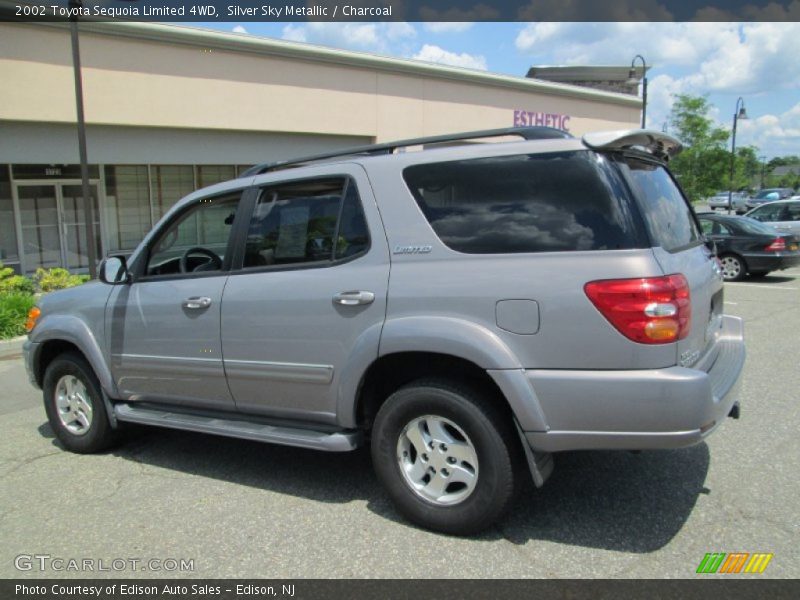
[[0, 263, 35, 295], [734, 146, 761, 192], [0, 292, 35, 339], [34, 268, 90, 293], [668, 95, 732, 203]]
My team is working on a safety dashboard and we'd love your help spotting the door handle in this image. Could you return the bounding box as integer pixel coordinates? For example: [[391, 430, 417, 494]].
[[333, 291, 375, 306], [182, 296, 212, 309]]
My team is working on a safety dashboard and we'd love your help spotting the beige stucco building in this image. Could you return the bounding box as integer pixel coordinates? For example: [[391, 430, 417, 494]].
[[0, 21, 643, 273]]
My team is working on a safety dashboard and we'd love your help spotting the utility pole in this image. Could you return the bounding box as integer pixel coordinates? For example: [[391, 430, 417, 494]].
[[69, 0, 98, 278]]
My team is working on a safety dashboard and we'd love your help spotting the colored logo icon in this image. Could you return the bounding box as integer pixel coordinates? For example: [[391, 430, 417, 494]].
[[696, 552, 773, 574]]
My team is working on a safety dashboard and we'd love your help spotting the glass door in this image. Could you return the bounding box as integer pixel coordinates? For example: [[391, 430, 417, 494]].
[[60, 184, 101, 271], [15, 182, 101, 273], [18, 184, 62, 271]]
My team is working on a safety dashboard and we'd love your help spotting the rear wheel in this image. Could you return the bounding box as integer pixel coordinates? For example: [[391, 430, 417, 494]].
[[371, 379, 519, 535], [719, 253, 747, 281], [43, 353, 118, 453]]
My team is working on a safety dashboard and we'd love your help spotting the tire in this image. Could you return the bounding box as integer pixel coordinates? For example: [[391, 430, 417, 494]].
[[371, 378, 520, 535], [719, 253, 747, 282], [42, 352, 118, 454]]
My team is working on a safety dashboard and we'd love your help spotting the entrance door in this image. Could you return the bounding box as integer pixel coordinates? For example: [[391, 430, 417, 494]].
[[15, 182, 101, 273]]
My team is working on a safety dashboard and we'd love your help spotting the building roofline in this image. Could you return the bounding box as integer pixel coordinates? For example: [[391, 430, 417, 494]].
[[34, 20, 642, 108]]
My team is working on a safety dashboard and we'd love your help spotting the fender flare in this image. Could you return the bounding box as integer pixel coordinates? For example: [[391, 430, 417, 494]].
[[30, 314, 118, 398], [337, 316, 548, 431]]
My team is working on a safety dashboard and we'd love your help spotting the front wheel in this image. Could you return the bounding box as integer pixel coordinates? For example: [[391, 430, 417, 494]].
[[371, 379, 519, 535], [719, 254, 747, 282], [43, 353, 118, 454]]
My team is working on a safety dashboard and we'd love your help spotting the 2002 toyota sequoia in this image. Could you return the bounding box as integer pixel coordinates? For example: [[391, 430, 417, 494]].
[[23, 127, 745, 534]]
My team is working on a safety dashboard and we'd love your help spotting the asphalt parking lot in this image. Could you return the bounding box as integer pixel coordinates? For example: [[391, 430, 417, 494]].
[[0, 268, 798, 579]]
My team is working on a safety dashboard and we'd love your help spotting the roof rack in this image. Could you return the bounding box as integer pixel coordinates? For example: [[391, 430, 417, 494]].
[[240, 126, 573, 177]]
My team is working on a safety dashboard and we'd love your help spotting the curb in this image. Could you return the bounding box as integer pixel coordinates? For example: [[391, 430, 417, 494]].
[[0, 335, 26, 359]]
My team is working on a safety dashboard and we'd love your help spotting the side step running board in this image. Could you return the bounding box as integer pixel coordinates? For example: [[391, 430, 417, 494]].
[[114, 403, 361, 452]]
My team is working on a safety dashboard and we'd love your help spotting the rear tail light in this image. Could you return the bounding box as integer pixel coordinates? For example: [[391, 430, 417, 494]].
[[584, 274, 691, 344], [765, 238, 786, 252]]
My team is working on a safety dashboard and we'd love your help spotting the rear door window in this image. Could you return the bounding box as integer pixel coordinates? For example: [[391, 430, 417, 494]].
[[619, 158, 701, 252], [402, 151, 646, 254], [241, 177, 370, 269]]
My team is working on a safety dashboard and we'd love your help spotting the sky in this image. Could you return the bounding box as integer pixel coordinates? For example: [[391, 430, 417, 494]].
[[194, 21, 800, 159]]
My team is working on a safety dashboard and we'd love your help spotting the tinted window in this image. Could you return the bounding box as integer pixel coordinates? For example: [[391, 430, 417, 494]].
[[335, 184, 370, 259], [402, 151, 645, 254], [621, 158, 701, 252], [243, 178, 369, 268]]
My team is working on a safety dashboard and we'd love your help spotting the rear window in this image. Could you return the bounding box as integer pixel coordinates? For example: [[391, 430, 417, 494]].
[[402, 151, 646, 254], [620, 158, 701, 252], [737, 217, 780, 235]]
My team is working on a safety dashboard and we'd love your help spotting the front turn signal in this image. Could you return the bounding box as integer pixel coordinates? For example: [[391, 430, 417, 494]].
[[24, 307, 41, 333]]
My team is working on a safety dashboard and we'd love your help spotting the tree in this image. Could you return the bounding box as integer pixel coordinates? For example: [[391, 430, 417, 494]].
[[734, 146, 760, 192], [667, 95, 731, 203]]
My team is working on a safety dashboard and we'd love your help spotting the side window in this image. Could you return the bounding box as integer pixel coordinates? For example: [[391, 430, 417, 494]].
[[786, 203, 800, 221], [751, 204, 781, 222], [146, 194, 240, 276], [335, 184, 370, 259], [243, 177, 370, 269], [699, 219, 715, 235], [402, 151, 647, 254]]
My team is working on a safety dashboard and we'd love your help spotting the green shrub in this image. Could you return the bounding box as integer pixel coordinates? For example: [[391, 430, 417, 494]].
[[0, 292, 36, 339], [0, 263, 34, 295], [34, 267, 90, 293]]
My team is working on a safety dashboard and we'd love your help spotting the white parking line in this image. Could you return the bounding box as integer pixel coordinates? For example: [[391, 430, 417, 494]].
[[725, 283, 798, 291], [724, 301, 738, 305]]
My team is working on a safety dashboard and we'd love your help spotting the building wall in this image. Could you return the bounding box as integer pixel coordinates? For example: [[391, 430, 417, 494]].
[[0, 23, 641, 143], [0, 21, 642, 273]]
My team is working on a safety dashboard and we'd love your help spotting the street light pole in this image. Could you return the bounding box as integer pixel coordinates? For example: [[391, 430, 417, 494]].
[[69, 0, 98, 278], [759, 154, 767, 189], [727, 97, 748, 215], [627, 55, 648, 129]]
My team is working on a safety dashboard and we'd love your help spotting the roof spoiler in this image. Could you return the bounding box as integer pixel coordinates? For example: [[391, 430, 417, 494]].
[[582, 129, 683, 162]]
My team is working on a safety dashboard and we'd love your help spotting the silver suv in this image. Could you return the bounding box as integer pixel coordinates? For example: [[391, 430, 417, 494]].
[[23, 128, 745, 534]]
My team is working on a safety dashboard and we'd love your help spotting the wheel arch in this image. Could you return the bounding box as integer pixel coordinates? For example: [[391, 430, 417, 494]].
[[30, 315, 116, 397], [351, 351, 515, 432]]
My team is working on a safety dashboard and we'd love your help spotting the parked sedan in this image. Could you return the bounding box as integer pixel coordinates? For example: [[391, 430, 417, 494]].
[[745, 199, 800, 236], [745, 187, 795, 210], [708, 191, 749, 213], [698, 213, 800, 281]]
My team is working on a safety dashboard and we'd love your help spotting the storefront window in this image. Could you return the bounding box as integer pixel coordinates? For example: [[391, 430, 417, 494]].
[[150, 165, 194, 221], [0, 165, 20, 267], [197, 165, 236, 189], [104, 165, 151, 252]]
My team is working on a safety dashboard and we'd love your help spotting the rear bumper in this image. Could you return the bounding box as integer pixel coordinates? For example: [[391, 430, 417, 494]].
[[744, 253, 800, 272], [524, 315, 745, 452]]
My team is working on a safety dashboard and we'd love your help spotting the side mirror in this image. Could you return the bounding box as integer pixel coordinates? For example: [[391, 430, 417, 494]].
[[703, 238, 717, 255], [99, 255, 130, 285]]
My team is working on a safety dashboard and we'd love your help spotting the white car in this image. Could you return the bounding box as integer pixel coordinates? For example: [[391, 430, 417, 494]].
[[745, 199, 800, 236]]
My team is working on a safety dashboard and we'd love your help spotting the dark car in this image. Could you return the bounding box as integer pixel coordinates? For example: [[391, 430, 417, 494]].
[[698, 213, 800, 281]]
